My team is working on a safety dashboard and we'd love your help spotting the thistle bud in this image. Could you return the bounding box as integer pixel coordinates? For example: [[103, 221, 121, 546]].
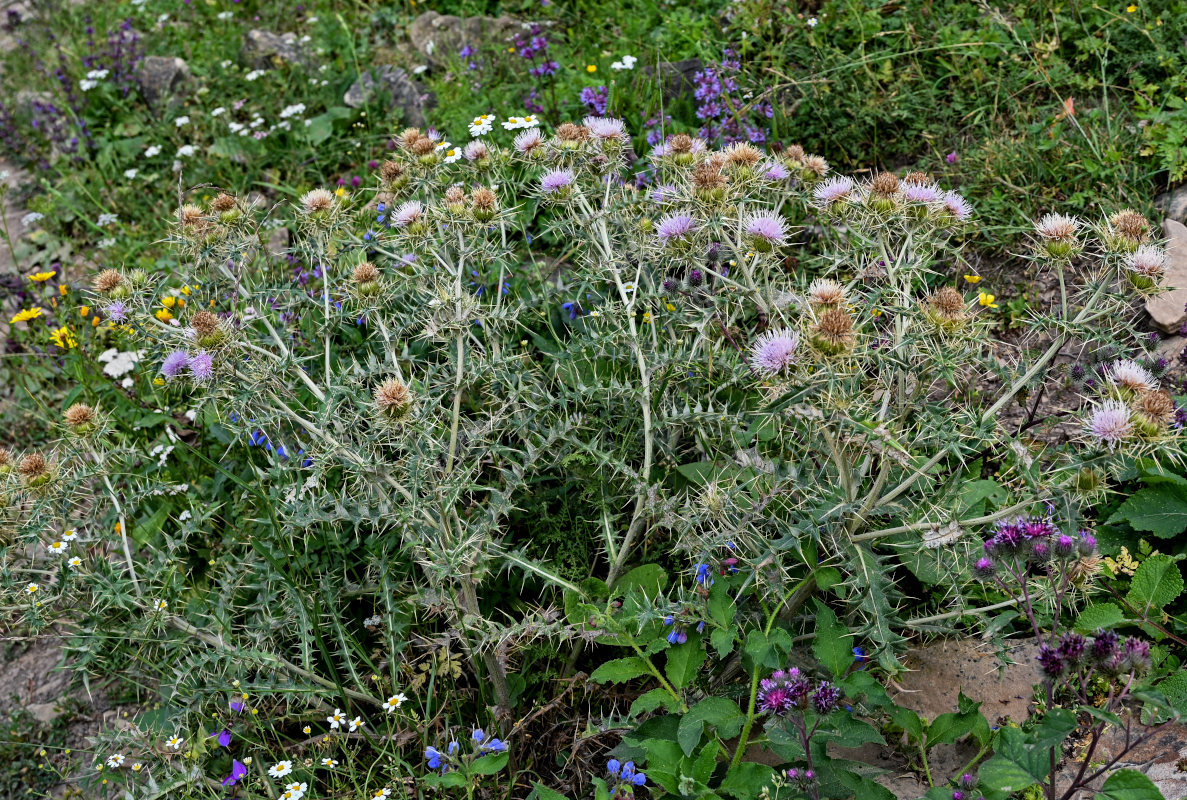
[[692, 158, 728, 203], [555, 123, 590, 150], [179, 204, 205, 229], [94, 269, 127, 299], [0, 447, 12, 475], [18, 452, 53, 490], [1076, 530, 1097, 556], [972, 557, 996, 580], [351, 262, 382, 297], [300, 189, 336, 224], [212, 192, 241, 223], [866, 172, 900, 214], [687, 268, 705, 287], [190, 311, 225, 348], [1034, 213, 1081, 260], [924, 287, 968, 331], [443, 185, 467, 217], [811, 308, 856, 355], [470, 187, 498, 222], [1119, 637, 1151, 674], [1053, 534, 1076, 559], [1132, 389, 1176, 437], [1105, 209, 1150, 252], [380, 159, 409, 192], [64, 403, 99, 436]]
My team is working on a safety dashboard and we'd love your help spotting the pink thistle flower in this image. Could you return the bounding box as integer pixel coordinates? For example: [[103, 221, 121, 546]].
[[540, 169, 575, 194], [743, 211, 787, 245], [161, 350, 190, 380], [513, 128, 545, 154], [655, 213, 698, 241], [1126, 245, 1166, 278], [763, 162, 790, 181], [757, 686, 794, 715], [392, 200, 425, 228], [189, 351, 215, 382], [942, 190, 972, 221], [1106, 359, 1157, 393], [902, 182, 942, 203], [462, 140, 489, 161], [749, 329, 800, 376], [582, 116, 627, 141], [1085, 399, 1132, 450], [812, 175, 855, 207]]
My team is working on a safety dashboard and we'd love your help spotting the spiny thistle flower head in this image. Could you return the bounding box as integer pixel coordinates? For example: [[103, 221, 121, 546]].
[[724, 142, 762, 169], [161, 350, 190, 380], [1125, 244, 1166, 290], [1085, 399, 1132, 450], [812, 307, 856, 354], [808, 278, 845, 307], [300, 189, 335, 218], [655, 213, 699, 246], [692, 159, 727, 199], [902, 181, 942, 204], [1106, 358, 1157, 396], [813, 175, 856, 209], [190, 310, 221, 340], [513, 128, 545, 156], [211, 193, 237, 213], [94, 268, 126, 297], [925, 286, 969, 330], [540, 169, 575, 197], [583, 116, 627, 142], [742, 211, 787, 250], [942, 190, 972, 222], [902, 171, 931, 185], [104, 301, 128, 322], [393, 200, 426, 230], [1107, 208, 1150, 249], [462, 139, 490, 163], [374, 378, 412, 420], [1132, 388, 1176, 435], [801, 154, 829, 178], [1034, 212, 1081, 259], [555, 122, 590, 145], [64, 402, 99, 435], [783, 144, 806, 164], [352, 262, 382, 296], [471, 187, 498, 221], [0, 446, 10, 474], [380, 159, 408, 186], [763, 161, 790, 181], [179, 204, 204, 228], [749, 329, 800, 376], [189, 351, 215, 382], [18, 452, 53, 488], [397, 127, 424, 150], [869, 171, 900, 197]]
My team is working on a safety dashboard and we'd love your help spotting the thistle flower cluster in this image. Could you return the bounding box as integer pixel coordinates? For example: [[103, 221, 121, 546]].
[[757, 668, 843, 716], [1035, 630, 1151, 680], [973, 516, 1096, 578], [1084, 357, 1182, 450]]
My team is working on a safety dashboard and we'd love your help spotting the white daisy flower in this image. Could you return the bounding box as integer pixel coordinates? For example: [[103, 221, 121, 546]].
[[154, 599, 168, 611], [267, 760, 293, 778], [443, 147, 461, 164], [25, 583, 38, 595], [144, 145, 162, 158], [284, 782, 308, 800], [47, 541, 67, 555], [165, 736, 183, 750], [321, 758, 338, 767], [502, 116, 524, 130], [621, 281, 637, 293], [107, 753, 126, 768], [327, 708, 346, 729], [468, 114, 494, 136], [348, 716, 365, 732], [62, 529, 78, 541], [383, 693, 407, 713], [124, 168, 139, 179], [67, 556, 83, 569], [174, 115, 190, 127], [131, 762, 143, 772]]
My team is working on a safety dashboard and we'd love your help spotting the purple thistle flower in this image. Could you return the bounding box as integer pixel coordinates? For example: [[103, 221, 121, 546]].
[[1089, 630, 1119, 664], [540, 169, 574, 194], [942, 190, 972, 221], [1085, 399, 1132, 450], [582, 115, 627, 141], [392, 200, 424, 228], [160, 349, 190, 380], [104, 300, 128, 322], [1037, 643, 1065, 677], [655, 213, 699, 241], [749, 329, 800, 376], [946, 151, 958, 164], [812, 175, 855, 206], [188, 350, 214, 382], [811, 681, 843, 713], [763, 161, 791, 181], [1120, 638, 1151, 673], [903, 182, 942, 203], [972, 557, 996, 580], [743, 211, 787, 245]]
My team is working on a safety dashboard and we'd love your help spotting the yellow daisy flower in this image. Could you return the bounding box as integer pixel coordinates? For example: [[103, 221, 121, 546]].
[[10, 307, 44, 324], [156, 308, 174, 322], [29, 270, 57, 282], [49, 326, 77, 349]]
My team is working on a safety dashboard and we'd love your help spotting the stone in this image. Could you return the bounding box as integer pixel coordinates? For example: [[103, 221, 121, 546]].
[[1146, 219, 1187, 333], [1054, 720, 1187, 799], [1155, 184, 1187, 224], [1156, 334, 1185, 366], [407, 11, 524, 67], [890, 637, 1042, 726], [639, 58, 704, 102], [138, 56, 192, 109], [343, 65, 436, 127], [240, 29, 312, 71], [25, 702, 61, 724]]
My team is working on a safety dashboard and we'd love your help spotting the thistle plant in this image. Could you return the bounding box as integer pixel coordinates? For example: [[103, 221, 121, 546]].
[[2, 112, 1183, 798]]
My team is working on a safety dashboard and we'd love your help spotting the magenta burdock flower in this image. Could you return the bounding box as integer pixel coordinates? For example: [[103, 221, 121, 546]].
[[189, 351, 215, 382], [742, 211, 787, 250], [812, 175, 855, 208], [160, 350, 190, 380], [540, 168, 575, 196], [1085, 399, 1132, 450], [655, 213, 699, 244], [749, 329, 800, 377]]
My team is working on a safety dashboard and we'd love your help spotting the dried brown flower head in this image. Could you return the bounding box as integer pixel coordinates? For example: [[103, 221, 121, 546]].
[[353, 262, 380, 284], [802, 155, 829, 177], [444, 186, 466, 204], [903, 171, 931, 185], [929, 287, 967, 318], [1109, 209, 1150, 243], [179, 204, 204, 227], [398, 128, 424, 149], [668, 133, 695, 154], [1069, 555, 1102, 584], [1135, 389, 1176, 425], [374, 378, 412, 416], [64, 403, 97, 429], [784, 144, 806, 163], [692, 160, 727, 190], [191, 311, 220, 337], [18, 453, 46, 480], [94, 269, 124, 293], [211, 193, 238, 213], [380, 160, 406, 184], [0, 447, 11, 468], [556, 123, 591, 142], [410, 137, 436, 156], [870, 172, 900, 196], [808, 278, 845, 306], [471, 187, 497, 212], [724, 142, 762, 166], [300, 189, 335, 215]]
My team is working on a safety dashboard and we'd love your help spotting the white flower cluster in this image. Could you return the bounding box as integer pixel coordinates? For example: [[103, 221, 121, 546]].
[[98, 348, 143, 378], [610, 54, 637, 71], [79, 68, 109, 91]]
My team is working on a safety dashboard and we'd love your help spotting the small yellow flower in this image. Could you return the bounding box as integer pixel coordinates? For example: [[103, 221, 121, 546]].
[[92, 316, 100, 327], [177, 297, 186, 307], [303, 726, 311, 734], [642, 311, 653, 324], [162, 296, 177, 308], [59, 284, 68, 295], [334, 187, 347, 198], [10, 307, 44, 324], [507, 46, 514, 52], [978, 292, 998, 309], [49, 326, 78, 349], [155, 308, 174, 322], [29, 270, 57, 282], [154, 377, 165, 385], [665, 302, 676, 312], [80, 305, 90, 317], [1126, 4, 1137, 11], [871, 308, 883, 318], [180, 285, 192, 295], [586, 64, 597, 73], [963, 274, 982, 284], [114, 522, 121, 534]]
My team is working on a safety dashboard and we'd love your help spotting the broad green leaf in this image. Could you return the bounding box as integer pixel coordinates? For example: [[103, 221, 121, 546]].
[[743, 628, 793, 670], [978, 755, 1041, 793], [676, 697, 745, 756], [629, 688, 681, 717], [1075, 602, 1127, 633], [1157, 671, 1187, 716], [1099, 769, 1164, 800], [719, 762, 777, 799], [614, 564, 667, 597], [665, 640, 706, 690], [531, 782, 571, 800], [1108, 485, 1187, 538], [812, 600, 854, 677], [1127, 554, 1184, 616], [589, 657, 651, 685], [470, 752, 509, 775]]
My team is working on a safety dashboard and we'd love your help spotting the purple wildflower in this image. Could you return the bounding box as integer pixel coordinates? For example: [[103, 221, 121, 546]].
[[540, 169, 574, 194], [743, 211, 787, 245], [942, 190, 972, 221], [188, 350, 214, 382], [655, 213, 698, 242], [104, 300, 128, 322], [582, 115, 627, 141], [763, 161, 791, 181], [749, 329, 800, 376], [811, 682, 843, 714], [160, 349, 190, 380], [1085, 399, 1132, 450], [813, 175, 855, 206], [222, 759, 247, 786], [902, 182, 942, 203]]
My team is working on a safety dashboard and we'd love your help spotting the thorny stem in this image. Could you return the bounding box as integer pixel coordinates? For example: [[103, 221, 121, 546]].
[[88, 446, 140, 597], [851, 499, 1036, 542]]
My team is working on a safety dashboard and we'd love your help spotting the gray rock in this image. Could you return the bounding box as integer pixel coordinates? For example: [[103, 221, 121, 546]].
[[343, 66, 435, 127], [240, 29, 313, 70], [639, 58, 704, 101], [25, 702, 61, 724], [1155, 184, 1187, 224], [1146, 219, 1187, 333], [138, 56, 192, 109], [407, 11, 525, 67]]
